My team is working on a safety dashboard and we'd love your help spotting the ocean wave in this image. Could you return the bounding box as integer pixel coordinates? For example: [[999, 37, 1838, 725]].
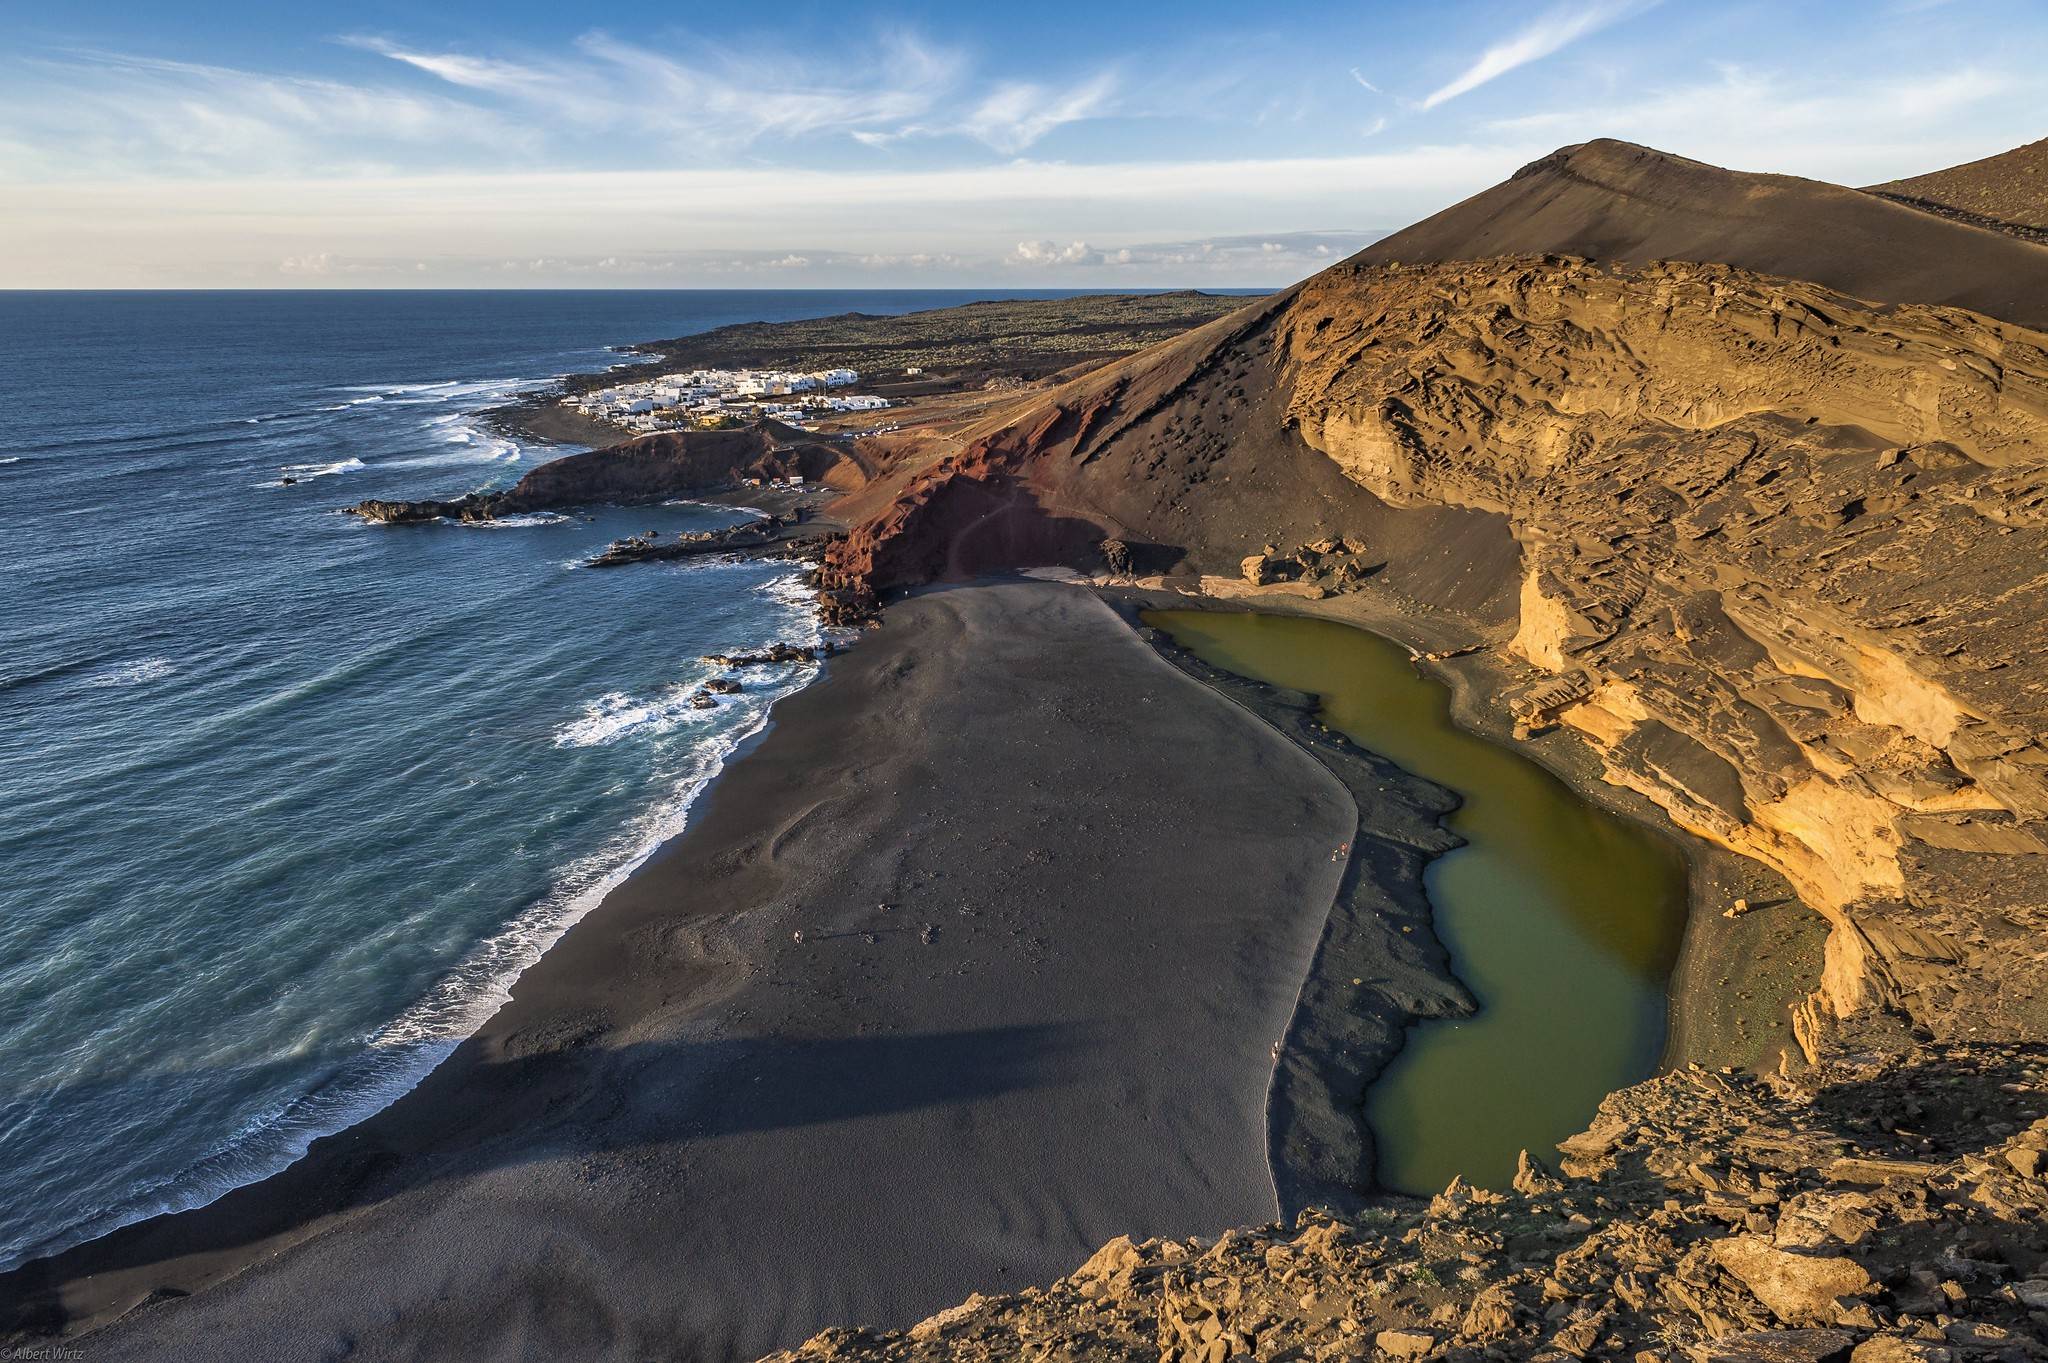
[[440, 420, 522, 462], [256, 456, 364, 488], [333, 381, 454, 395], [81, 657, 176, 689], [332, 379, 523, 403], [294, 457, 365, 478], [458, 512, 567, 530], [376, 687, 800, 1054], [555, 573, 823, 748], [553, 686, 717, 748], [0, 456, 21, 466]]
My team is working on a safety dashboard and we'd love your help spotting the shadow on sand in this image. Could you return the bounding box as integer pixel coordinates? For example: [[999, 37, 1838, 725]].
[[0, 1020, 1088, 1336]]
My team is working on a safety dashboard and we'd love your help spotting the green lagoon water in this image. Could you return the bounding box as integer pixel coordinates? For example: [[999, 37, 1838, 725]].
[[1146, 610, 1685, 1195]]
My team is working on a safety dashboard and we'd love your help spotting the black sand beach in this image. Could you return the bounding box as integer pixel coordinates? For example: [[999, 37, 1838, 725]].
[[4, 580, 1413, 1360]]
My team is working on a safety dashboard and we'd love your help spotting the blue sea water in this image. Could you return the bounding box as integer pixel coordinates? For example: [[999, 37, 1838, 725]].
[[0, 289, 1114, 1271]]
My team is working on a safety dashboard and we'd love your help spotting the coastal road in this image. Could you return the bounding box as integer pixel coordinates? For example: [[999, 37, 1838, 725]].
[[12, 579, 1356, 1362]]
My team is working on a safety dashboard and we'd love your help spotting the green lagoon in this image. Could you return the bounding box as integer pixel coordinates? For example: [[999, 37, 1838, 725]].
[[1147, 609, 1686, 1194]]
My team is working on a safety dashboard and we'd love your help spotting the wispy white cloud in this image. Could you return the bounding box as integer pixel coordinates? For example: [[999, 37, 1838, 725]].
[[0, 30, 1125, 179], [961, 73, 1121, 155], [1348, 68, 1383, 95], [0, 49, 532, 177], [347, 29, 1122, 157], [348, 29, 963, 152], [1421, 1, 1650, 110]]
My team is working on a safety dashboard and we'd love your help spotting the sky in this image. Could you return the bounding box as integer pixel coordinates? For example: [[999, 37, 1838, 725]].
[[2, 0, 2044, 288]]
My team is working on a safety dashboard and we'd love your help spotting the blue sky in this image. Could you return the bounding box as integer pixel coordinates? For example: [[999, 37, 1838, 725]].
[[3, 0, 2044, 287]]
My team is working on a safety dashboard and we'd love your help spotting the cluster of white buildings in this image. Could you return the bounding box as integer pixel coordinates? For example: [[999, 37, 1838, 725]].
[[571, 367, 889, 434]]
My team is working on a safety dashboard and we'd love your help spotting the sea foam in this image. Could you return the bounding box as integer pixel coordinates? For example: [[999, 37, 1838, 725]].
[[81, 657, 176, 689]]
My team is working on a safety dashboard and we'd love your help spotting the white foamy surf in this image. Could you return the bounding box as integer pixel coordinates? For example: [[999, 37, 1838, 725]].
[[80, 657, 177, 689]]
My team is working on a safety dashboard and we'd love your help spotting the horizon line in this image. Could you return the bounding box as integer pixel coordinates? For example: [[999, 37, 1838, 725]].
[[0, 283, 1289, 295]]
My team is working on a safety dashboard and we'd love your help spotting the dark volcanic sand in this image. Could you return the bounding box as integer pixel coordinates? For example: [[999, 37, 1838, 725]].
[[5, 581, 1376, 1362]]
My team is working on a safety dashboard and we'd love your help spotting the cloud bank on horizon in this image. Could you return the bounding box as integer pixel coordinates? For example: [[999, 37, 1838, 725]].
[[1, 0, 2043, 287]]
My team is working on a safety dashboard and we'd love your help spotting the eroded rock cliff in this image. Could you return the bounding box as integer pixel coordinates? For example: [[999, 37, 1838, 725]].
[[1277, 254, 2048, 1056]]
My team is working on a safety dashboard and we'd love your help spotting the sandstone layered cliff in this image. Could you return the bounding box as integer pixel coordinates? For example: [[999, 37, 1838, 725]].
[[1278, 254, 2048, 1057]]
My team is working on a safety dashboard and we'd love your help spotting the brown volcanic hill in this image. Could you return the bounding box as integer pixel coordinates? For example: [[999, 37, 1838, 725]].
[[1869, 136, 2048, 238], [1353, 138, 2048, 330], [820, 147, 2048, 1066]]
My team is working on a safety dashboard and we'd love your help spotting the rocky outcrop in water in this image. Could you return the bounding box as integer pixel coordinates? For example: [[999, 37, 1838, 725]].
[[586, 516, 809, 567], [702, 642, 828, 667], [349, 494, 502, 525], [347, 421, 870, 524]]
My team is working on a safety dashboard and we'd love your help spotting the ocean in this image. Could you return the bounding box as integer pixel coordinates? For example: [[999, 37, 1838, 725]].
[[0, 288, 1095, 1271]]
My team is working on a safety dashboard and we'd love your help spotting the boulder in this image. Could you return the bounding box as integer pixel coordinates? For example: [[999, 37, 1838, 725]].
[[1708, 1237, 1875, 1327], [1514, 1149, 1564, 1194], [1375, 1327, 1440, 1358], [1459, 1285, 1520, 1341], [1850, 1338, 1954, 1363], [1239, 550, 1303, 586], [1072, 1234, 1141, 1282]]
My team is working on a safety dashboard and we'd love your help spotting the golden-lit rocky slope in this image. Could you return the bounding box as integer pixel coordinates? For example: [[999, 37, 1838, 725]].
[[1280, 254, 2048, 1057], [773, 1042, 2048, 1363], [820, 145, 2048, 1063]]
